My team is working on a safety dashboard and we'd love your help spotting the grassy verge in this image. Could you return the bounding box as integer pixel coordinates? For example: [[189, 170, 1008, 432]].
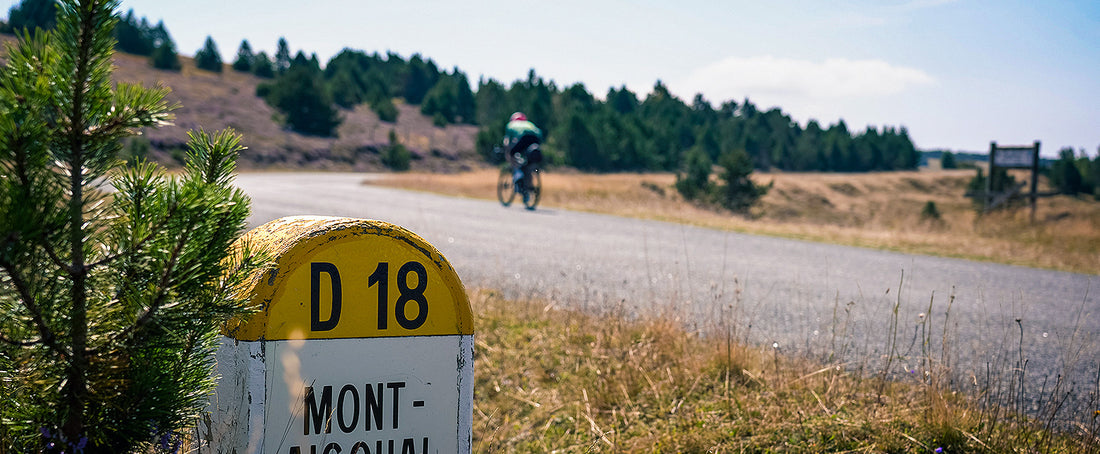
[[368, 168, 1100, 275], [470, 288, 1100, 453], [367, 168, 1099, 450]]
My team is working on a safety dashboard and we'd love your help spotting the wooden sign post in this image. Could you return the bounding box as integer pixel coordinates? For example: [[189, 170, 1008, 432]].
[[200, 216, 473, 454], [986, 141, 1041, 219]]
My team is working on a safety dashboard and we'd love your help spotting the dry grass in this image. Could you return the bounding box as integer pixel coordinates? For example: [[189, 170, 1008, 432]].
[[470, 288, 1100, 453], [369, 168, 1100, 275]]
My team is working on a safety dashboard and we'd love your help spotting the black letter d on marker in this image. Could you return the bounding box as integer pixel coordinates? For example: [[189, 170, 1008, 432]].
[[311, 262, 342, 331]]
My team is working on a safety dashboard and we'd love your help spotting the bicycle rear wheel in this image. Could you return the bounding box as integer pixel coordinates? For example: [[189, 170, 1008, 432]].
[[497, 166, 516, 206], [522, 169, 541, 210]]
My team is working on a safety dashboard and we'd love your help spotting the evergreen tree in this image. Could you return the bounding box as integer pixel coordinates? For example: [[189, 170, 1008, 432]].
[[793, 120, 823, 171], [714, 148, 770, 212], [1050, 147, 1083, 195], [149, 25, 180, 71], [941, 150, 958, 169], [421, 71, 475, 125], [824, 121, 851, 171], [194, 35, 222, 72], [1089, 148, 1100, 199], [607, 85, 638, 114], [364, 69, 398, 121], [891, 127, 919, 170], [474, 78, 509, 128], [290, 51, 319, 72], [232, 39, 253, 72], [856, 127, 881, 170], [0, 1, 264, 451], [252, 51, 274, 78], [274, 36, 291, 75], [261, 62, 342, 136], [558, 83, 596, 119], [112, 9, 152, 55], [403, 54, 433, 105], [2, 0, 58, 33], [453, 70, 476, 124], [560, 113, 603, 171], [327, 68, 363, 108], [381, 51, 408, 97], [1074, 150, 1096, 197], [147, 19, 169, 47], [511, 70, 555, 132], [675, 146, 713, 202], [421, 76, 457, 124]]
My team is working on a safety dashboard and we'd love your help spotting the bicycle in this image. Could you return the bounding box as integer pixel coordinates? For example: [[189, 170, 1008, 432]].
[[494, 146, 542, 210]]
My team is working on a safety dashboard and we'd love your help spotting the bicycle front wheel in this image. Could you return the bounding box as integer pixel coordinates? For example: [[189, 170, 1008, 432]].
[[497, 166, 516, 207], [523, 169, 541, 210]]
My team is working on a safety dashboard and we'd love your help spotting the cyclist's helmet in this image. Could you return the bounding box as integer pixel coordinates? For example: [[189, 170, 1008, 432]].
[[509, 112, 527, 122]]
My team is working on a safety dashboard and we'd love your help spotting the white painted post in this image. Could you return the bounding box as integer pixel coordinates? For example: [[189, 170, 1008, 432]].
[[199, 216, 474, 454]]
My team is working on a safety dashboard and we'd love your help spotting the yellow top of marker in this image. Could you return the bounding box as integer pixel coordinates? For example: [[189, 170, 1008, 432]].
[[224, 216, 472, 340]]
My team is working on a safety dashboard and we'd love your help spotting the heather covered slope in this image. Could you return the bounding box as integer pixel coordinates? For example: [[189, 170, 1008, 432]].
[[115, 50, 480, 171], [47, 36, 484, 172]]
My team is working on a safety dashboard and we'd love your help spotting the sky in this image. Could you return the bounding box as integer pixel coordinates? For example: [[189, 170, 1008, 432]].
[[5, 0, 1097, 155]]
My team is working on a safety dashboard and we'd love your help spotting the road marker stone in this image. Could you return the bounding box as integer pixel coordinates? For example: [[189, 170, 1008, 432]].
[[201, 216, 473, 454]]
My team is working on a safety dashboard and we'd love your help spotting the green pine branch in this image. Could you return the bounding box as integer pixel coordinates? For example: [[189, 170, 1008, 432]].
[[0, 1, 267, 451]]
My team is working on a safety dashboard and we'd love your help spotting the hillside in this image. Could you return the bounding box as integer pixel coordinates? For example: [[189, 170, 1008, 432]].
[[0, 32, 483, 172], [113, 51, 482, 172]]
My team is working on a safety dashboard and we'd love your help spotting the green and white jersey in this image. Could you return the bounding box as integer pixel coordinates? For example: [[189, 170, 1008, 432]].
[[504, 119, 543, 144]]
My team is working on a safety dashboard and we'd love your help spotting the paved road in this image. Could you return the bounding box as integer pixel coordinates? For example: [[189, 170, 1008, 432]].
[[237, 172, 1098, 416]]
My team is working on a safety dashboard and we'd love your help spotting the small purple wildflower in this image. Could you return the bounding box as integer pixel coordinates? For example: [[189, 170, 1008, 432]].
[[935, 448, 943, 453]]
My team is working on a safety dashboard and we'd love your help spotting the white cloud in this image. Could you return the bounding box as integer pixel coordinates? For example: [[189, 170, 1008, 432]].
[[827, 12, 889, 28], [900, 0, 960, 10], [675, 55, 935, 103]]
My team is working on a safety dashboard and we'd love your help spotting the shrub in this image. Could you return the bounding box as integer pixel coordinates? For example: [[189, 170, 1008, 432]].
[[433, 112, 448, 127], [373, 96, 399, 123], [921, 200, 942, 221], [966, 167, 1017, 210], [382, 129, 411, 171], [941, 151, 957, 169], [675, 147, 713, 202]]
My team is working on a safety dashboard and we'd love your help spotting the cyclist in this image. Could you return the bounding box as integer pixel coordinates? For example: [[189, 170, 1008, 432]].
[[503, 112, 543, 204]]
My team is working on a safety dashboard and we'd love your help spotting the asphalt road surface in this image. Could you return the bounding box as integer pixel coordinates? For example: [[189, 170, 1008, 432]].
[[237, 172, 1098, 418]]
